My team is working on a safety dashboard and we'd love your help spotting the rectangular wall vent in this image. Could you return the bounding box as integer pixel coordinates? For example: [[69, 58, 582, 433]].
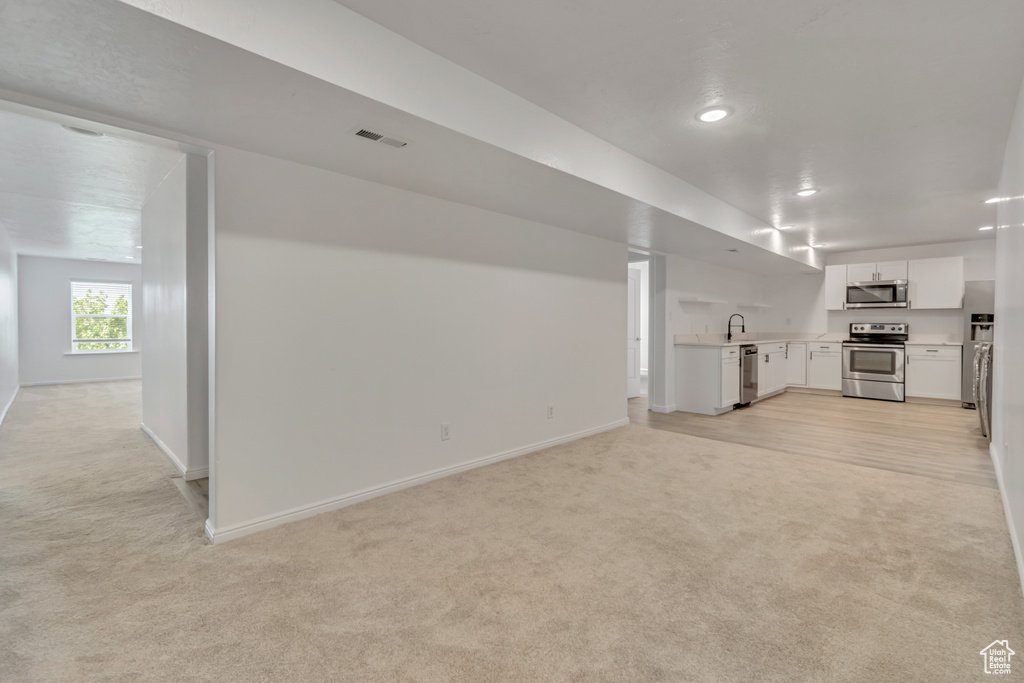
[[353, 127, 409, 148]]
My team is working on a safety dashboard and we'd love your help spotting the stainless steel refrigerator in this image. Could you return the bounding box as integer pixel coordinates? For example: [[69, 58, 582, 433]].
[[962, 280, 995, 408]]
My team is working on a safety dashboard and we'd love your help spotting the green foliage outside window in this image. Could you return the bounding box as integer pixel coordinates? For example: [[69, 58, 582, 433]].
[[73, 288, 130, 351]]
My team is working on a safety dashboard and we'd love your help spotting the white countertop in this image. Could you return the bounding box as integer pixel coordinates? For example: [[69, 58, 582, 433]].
[[674, 337, 838, 348], [674, 334, 962, 347]]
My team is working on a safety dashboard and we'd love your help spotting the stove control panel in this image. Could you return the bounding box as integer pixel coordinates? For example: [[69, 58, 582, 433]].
[[851, 323, 906, 334]]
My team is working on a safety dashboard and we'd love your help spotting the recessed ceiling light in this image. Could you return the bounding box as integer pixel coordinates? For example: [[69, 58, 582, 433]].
[[726, 248, 739, 253], [125, 255, 135, 259], [979, 226, 994, 231], [777, 225, 795, 230], [61, 124, 103, 137], [984, 197, 1002, 204], [696, 106, 732, 123], [135, 245, 143, 249], [795, 188, 819, 197], [810, 243, 828, 248]]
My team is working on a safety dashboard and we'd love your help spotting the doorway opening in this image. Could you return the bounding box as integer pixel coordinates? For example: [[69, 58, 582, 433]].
[[0, 98, 214, 533], [628, 250, 650, 399]]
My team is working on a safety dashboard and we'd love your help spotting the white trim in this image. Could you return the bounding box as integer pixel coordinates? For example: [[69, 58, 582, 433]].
[[905, 396, 962, 407], [991, 441, 1024, 600], [140, 422, 206, 481], [21, 376, 141, 386], [649, 404, 676, 414], [64, 350, 139, 356], [205, 417, 630, 544], [0, 386, 19, 429], [784, 386, 843, 396]]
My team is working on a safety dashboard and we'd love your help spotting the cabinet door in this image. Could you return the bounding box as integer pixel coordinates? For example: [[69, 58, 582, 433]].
[[908, 257, 964, 309], [720, 358, 740, 407], [875, 260, 908, 280], [824, 265, 847, 311], [787, 343, 807, 386], [906, 350, 962, 400], [808, 351, 842, 390], [770, 351, 787, 392], [757, 352, 771, 396], [847, 263, 877, 283]]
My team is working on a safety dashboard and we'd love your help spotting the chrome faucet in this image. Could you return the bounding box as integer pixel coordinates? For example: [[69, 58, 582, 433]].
[[727, 313, 745, 341]]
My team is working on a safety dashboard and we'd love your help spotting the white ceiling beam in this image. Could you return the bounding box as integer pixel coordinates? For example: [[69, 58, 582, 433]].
[[115, 0, 820, 270]]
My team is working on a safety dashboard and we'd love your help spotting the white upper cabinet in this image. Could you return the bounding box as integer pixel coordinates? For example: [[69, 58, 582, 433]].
[[846, 263, 877, 283], [846, 260, 908, 283], [875, 261, 909, 280], [825, 265, 847, 311], [908, 257, 964, 309]]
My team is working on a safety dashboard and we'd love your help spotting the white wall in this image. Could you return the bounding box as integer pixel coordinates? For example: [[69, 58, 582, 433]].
[[665, 253, 769, 339], [141, 153, 208, 480], [17, 256, 142, 385], [761, 274, 828, 335], [632, 259, 650, 373], [210, 147, 626, 539], [0, 224, 17, 424], [992, 75, 1024, 592]]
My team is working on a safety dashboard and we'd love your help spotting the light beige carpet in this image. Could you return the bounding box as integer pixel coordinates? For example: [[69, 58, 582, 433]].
[[1, 381, 1022, 682]]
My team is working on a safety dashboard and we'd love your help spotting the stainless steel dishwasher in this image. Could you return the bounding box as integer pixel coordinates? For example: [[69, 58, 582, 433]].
[[738, 344, 758, 407]]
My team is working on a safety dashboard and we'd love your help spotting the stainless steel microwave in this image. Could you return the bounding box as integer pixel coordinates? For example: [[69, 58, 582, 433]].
[[846, 280, 908, 309]]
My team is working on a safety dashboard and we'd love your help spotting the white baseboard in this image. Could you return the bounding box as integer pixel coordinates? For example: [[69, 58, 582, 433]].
[[140, 422, 207, 481], [905, 396, 962, 407], [991, 442, 1024, 601], [784, 387, 842, 396], [21, 376, 141, 387], [206, 417, 631, 545], [649, 404, 675, 414], [0, 385, 19, 429]]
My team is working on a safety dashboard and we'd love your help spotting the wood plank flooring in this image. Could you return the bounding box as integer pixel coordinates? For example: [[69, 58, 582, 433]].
[[628, 391, 998, 489]]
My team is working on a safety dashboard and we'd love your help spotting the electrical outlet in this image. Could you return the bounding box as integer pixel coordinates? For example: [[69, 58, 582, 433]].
[[441, 422, 451, 441], [547, 404, 555, 419]]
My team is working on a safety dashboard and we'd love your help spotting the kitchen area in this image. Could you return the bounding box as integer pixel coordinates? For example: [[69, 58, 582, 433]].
[[661, 243, 996, 452]]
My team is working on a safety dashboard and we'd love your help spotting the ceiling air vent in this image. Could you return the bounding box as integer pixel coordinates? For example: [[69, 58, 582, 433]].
[[353, 127, 409, 148]]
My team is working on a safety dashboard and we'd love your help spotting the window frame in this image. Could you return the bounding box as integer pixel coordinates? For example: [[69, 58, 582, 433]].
[[69, 280, 134, 354]]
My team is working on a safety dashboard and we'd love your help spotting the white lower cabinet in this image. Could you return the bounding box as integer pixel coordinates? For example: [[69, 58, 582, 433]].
[[720, 357, 740, 407], [807, 343, 842, 390], [787, 343, 807, 386], [674, 345, 743, 415], [905, 345, 961, 400], [757, 343, 787, 396]]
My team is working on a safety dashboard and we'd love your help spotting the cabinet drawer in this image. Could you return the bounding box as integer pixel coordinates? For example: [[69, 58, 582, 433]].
[[905, 345, 960, 359], [721, 347, 741, 359], [811, 342, 840, 353], [757, 343, 786, 354]]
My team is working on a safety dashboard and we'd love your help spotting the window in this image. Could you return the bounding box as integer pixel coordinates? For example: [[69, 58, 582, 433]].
[[71, 281, 133, 353]]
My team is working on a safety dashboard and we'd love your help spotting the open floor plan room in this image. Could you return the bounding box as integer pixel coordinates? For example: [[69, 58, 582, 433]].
[[2, 382, 1020, 681], [3, 1, 1024, 681]]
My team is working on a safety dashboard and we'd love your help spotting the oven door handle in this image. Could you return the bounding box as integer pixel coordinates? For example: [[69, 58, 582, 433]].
[[842, 343, 906, 350]]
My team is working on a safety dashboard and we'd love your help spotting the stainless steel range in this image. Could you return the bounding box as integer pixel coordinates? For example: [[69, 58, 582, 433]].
[[842, 323, 908, 402]]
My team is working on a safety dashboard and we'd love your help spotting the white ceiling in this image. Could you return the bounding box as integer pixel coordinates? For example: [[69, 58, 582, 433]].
[[0, 0, 821, 274], [0, 108, 182, 262], [333, 0, 1024, 252]]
